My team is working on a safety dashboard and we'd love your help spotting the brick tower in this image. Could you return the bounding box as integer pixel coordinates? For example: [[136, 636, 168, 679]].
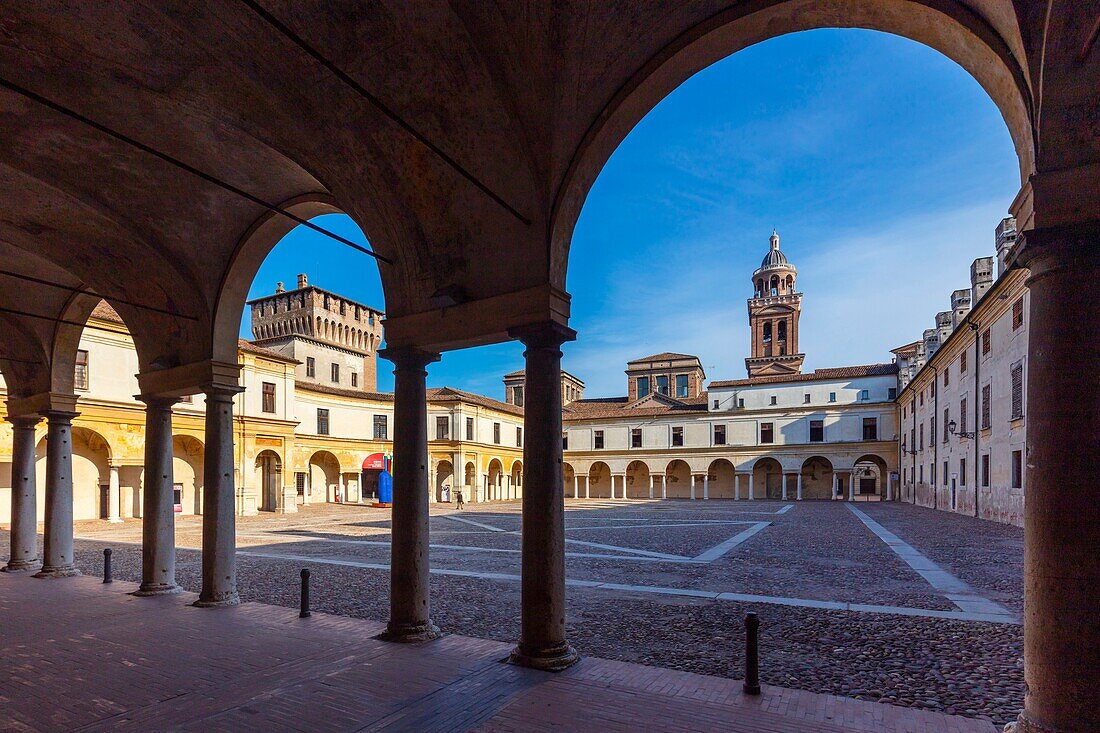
[[745, 231, 805, 378]]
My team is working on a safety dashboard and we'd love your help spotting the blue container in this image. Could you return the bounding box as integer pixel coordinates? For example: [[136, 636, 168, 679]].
[[378, 470, 393, 504]]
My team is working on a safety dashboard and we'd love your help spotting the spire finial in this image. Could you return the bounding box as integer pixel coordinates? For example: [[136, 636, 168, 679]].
[[770, 229, 780, 250]]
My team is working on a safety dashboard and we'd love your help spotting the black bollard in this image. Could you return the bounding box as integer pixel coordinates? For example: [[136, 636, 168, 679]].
[[299, 568, 311, 618], [103, 548, 113, 584], [743, 611, 761, 695]]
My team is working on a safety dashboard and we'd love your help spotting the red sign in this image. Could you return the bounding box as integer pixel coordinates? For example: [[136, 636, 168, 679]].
[[363, 453, 386, 470]]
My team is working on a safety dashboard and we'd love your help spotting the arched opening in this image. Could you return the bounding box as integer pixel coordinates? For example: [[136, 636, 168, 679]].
[[563, 462, 577, 498], [753, 457, 784, 500], [708, 459, 737, 499], [486, 459, 504, 501], [308, 451, 342, 504], [36, 427, 112, 522], [435, 459, 453, 503], [509, 460, 523, 500], [588, 461, 612, 499], [255, 450, 283, 512], [172, 435, 205, 515], [663, 459, 691, 499], [464, 462, 477, 502], [625, 460, 650, 499], [800, 456, 834, 500], [361, 452, 389, 504], [853, 454, 890, 502]]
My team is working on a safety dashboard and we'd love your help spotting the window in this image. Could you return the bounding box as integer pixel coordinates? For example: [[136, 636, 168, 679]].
[[960, 349, 967, 373], [931, 462, 936, 486], [656, 375, 669, 395], [373, 414, 387, 440], [306, 357, 315, 378], [317, 408, 330, 435], [516, 426, 523, 447], [331, 362, 340, 383], [513, 385, 524, 407], [1010, 360, 1024, 420], [671, 427, 684, 446], [959, 458, 967, 486], [943, 369, 949, 387], [760, 422, 774, 444], [562, 432, 568, 450], [262, 382, 276, 413], [339, 301, 346, 316], [960, 398, 967, 433], [859, 389, 870, 401], [295, 472, 307, 497], [74, 349, 89, 390], [738, 398, 744, 408], [981, 454, 990, 487], [676, 374, 689, 398], [1011, 450, 1023, 489], [804, 393, 811, 404], [930, 416, 936, 446], [862, 417, 878, 441], [809, 419, 824, 442], [930, 381, 936, 398], [981, 328, 991, 355], [919, 391, 924, 407], [493, 422, 500, 444], [888, 387, 897, 400], [919, 423, 924, 450], [714, 424, 726, 445], [354, 305, 361, 321], [981, 383, 991, 429], [1012, 297, 1024, 330], [828, 391, 836, 403], [351, 372, 358, 388], [631, 428, 642, 448], [594, 430, 604, 449], [770, 395, 777, 406], [919, 465, 924, 483], [713, 399, 719, 409], [435, 416, 450, 440], [465, 417, 474, 440], [943, 408, 949, 443], [637, 376, 650, 396], [943, 461, 949, 486]]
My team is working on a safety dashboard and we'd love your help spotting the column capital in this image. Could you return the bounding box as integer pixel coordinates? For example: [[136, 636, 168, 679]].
[[379, 346, 441, 371], [6, 414, 40, 429], [507, 321, 577, 349], [203, 384, 245, 402], [135, 393, 182, 409], [8, 391, 79, 418], [1017, 222, 1100, 281], [40, 408, 79, 423]]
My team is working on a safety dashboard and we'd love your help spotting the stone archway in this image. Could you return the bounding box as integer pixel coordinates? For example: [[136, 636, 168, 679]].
[[35, 426, 112, 522], [664, 460, 691, 499], [308, 451, 341, 504], [853, 454, 890, 501], [435, 459, 453, 503], [509, 460, 523, 500], [255, 450, 282, 512], [708, 459, 737, 499], [800, 456, 834, 500], [588, 461, 612, 499], [625, 460, 650, 499], [173, 435, 204, 515], [487, 459, 504, 501], [753, 457, 784, 500]]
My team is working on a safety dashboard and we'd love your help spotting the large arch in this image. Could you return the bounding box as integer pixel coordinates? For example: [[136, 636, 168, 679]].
[[853, 453, 890, 501], [435, 459, 453, 503], [173, 435, 205, 515], [624, 460, 651, 499], [486, 458, 504, 501], [34, 426, 112, 522], [509, 460, 523, 500], [708, 459, 737, 499], [588, 461, 612, 499], [753, 457, 784, 500], [801, 456, 835, 500], [664, 459, 692, 499], [308, 451, 341, 504], [255, 449, 283, 512], [550, 3, 1034, 284]]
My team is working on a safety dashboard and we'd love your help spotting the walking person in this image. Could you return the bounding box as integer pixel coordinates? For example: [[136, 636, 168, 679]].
[[455, 487, 465, 510]]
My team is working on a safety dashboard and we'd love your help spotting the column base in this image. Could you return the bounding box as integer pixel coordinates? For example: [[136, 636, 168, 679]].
[[33, 564, 81, 578], [379, 620, 441, 643], [193, 591, 240, 608], [3, 559, 42, 573], [508, 641, 580, 672], [133, 583, 183, 597]]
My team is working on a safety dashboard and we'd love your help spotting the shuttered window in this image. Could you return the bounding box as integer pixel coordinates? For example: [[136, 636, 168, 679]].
[[960, 398, 967, 434], [982, 328, 991, 355], [960, 349, 967, 373], [1012, 298, 1024, 330], [981, 384, 991, 429], [1010, 360, 1024, 420], [943, 408, 949, 442]]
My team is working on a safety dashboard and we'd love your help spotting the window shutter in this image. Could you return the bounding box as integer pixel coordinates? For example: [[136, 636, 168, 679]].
[[1011, 361, 1023, 419]]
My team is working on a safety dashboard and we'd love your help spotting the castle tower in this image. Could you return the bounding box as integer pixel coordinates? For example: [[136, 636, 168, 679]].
[[746, 231, 805, 378]]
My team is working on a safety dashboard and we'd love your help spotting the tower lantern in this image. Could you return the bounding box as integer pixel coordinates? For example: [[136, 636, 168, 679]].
[[746, 230, 806, 378]]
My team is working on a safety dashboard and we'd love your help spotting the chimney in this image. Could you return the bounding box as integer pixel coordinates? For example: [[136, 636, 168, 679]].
[[995, 217, 1017, 277], [297, 273, 308, 289], [275, 281, 285, 294], [971, 256, 994, 305]]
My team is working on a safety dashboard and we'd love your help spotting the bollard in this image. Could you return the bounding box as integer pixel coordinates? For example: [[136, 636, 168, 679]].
[[103, 548, 113, 584], [299, 568, 311, 618], [743, 611, 761, 695]]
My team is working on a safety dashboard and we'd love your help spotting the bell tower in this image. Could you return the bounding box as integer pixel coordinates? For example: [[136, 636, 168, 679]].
[[746, 231, 805, 378]]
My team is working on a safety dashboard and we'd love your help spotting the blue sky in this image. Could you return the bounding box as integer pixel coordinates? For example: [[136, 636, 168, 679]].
[[244, 29, 1019, 397]]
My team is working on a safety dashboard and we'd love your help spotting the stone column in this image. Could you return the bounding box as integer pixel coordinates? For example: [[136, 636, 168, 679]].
[[660, 474, 666, 500], [380, 347, 440, 643], [797, 472, 803, 501], [748, 474, 755, 500], [848, 472, 855, 501], [648, 474, 654, 499], [35, 410, 80, 578], [107, 465, 122, 522], [195, 385, 243, 607], [573, 475, 579, 499], [1014, 227, 1100, 733], [832, 472, 838, 500], [690, 474, 696, 500], [608, 474, 616, 499], [703, 474, 709, 500], [782, 474, 788, 500], [134, 396, 183, 595], [5, 416, 41, 572], [886, 473, 893, 501], [584, 475, 590, 499], [735, 473, 741, 501], [507, 322, 579, 671]]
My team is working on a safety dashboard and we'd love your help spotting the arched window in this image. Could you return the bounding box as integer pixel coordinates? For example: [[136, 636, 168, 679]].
[[778, 320, 787, 341], [770, 276, 778, 295], [785, 275, 794, 292], [763, 322, 772, 342], [755, 279, 764, 297]]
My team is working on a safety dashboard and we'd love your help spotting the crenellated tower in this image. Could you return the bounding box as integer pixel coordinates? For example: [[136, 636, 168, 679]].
[[746, 231, 805, 379]]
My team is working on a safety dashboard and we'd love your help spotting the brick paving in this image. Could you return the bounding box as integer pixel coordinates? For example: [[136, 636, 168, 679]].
[[42, 499, 1025, 726], [0, 572, 998, 732]]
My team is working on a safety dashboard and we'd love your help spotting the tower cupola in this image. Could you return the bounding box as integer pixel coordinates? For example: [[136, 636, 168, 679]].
[[752, 230, 798, 297], [746, 230, 805, 379]]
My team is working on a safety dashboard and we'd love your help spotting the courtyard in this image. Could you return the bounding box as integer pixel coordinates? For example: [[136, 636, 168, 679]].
[[54, 499, 1024, 727]]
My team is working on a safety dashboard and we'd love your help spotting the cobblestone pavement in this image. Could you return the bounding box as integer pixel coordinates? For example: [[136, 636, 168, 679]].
[[40, 498, 1024, 726]]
